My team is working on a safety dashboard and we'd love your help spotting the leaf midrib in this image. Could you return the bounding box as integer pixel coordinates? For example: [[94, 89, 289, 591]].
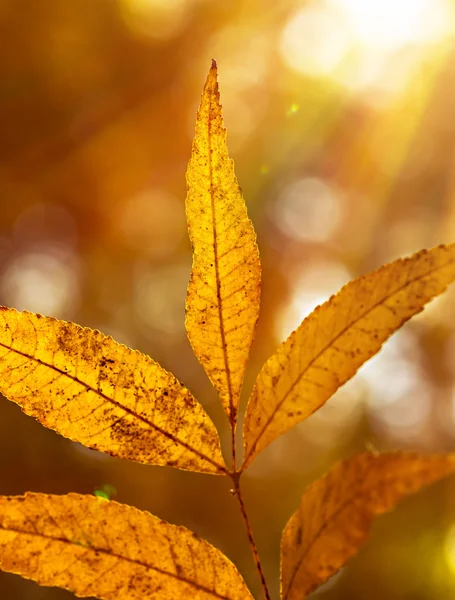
[[207, 80, 235, 424]]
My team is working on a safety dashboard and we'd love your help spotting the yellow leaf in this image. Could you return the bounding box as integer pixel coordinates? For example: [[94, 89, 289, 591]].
[[185, 60, 261, 423], [0, 492, 253, 600], [280, 452, 455, 600], [243, 244, 455, 468], [0, 308, 225, 475]]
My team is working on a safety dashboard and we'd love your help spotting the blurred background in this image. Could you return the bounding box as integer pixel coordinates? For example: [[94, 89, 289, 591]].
[[1, 0, 455, 598]]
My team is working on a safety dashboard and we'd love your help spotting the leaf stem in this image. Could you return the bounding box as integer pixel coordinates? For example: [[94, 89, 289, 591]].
[[231, 424, 237, 472], [231, 473, 271, 600]]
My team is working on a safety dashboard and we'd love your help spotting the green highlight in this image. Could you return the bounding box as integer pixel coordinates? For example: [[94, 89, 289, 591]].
[[93, 483, 117, 501]]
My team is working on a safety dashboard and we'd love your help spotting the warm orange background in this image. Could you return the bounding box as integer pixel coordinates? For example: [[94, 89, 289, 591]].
[[2, 1, 455, 598]]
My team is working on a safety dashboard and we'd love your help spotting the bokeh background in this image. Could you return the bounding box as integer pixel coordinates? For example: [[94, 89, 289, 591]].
[[1, 0, 455, 598]]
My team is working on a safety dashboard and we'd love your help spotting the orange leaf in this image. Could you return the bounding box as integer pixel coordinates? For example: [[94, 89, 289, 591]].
[[185, 61, 261, 423], [243, 244, 455, 468], [281, 452, 455, 600], [0, 493, 253, 599], [0, 309, 225, 474]]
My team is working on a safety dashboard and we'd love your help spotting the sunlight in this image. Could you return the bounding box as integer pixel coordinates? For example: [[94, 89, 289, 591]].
[[281, 0, 454, 91], [273, 177, 342, 243], [280, 5, 350, 77], [2, 247, 79, 318], [333, 0, 453, 51], [276, 260, 352, 342]]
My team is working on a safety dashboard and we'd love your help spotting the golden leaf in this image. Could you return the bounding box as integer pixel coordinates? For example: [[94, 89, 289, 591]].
[[185, 60, 261, 423], [0, 492, 253, 600], [0, 308, 225, 474], [243, 244, 455, 468], [280, 452, 455, 600]]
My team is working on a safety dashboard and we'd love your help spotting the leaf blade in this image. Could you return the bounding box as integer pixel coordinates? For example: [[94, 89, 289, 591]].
[[0, 492, 253, 600], [243, 244, 455, 467], [280, 452, 455, 600], [0, 308, 225, 474], [185, 61, 261, 422]]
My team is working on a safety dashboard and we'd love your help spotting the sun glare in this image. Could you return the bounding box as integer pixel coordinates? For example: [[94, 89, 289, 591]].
[[281, 0, 454, 87], [333, 0, 453, 50]]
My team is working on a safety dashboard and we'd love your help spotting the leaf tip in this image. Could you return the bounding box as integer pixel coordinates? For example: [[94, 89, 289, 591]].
[[203, 59, 219, 97]]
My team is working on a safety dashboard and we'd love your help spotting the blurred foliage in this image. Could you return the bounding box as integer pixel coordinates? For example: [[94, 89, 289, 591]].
[[2, 0, 455, 598]]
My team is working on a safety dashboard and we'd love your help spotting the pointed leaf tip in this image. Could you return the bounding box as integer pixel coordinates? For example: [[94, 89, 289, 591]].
[[211, 58, 217, 70]]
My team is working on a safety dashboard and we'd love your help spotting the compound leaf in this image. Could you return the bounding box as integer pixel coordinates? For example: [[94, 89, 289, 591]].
[[0, 492, 253, 600], [185, 60, 261, 424], [0, 308, 225, 474], [280, 452, 455, 600], [243, 244, 455, 468]]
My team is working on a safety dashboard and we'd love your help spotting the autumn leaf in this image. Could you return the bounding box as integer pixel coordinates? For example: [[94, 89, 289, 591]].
[[185, 60, 261, 423], [0, 492, 253, 600], [280, 452, 455, 600], [0, 308, 225, 474], [243, 244, 455, 468]]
